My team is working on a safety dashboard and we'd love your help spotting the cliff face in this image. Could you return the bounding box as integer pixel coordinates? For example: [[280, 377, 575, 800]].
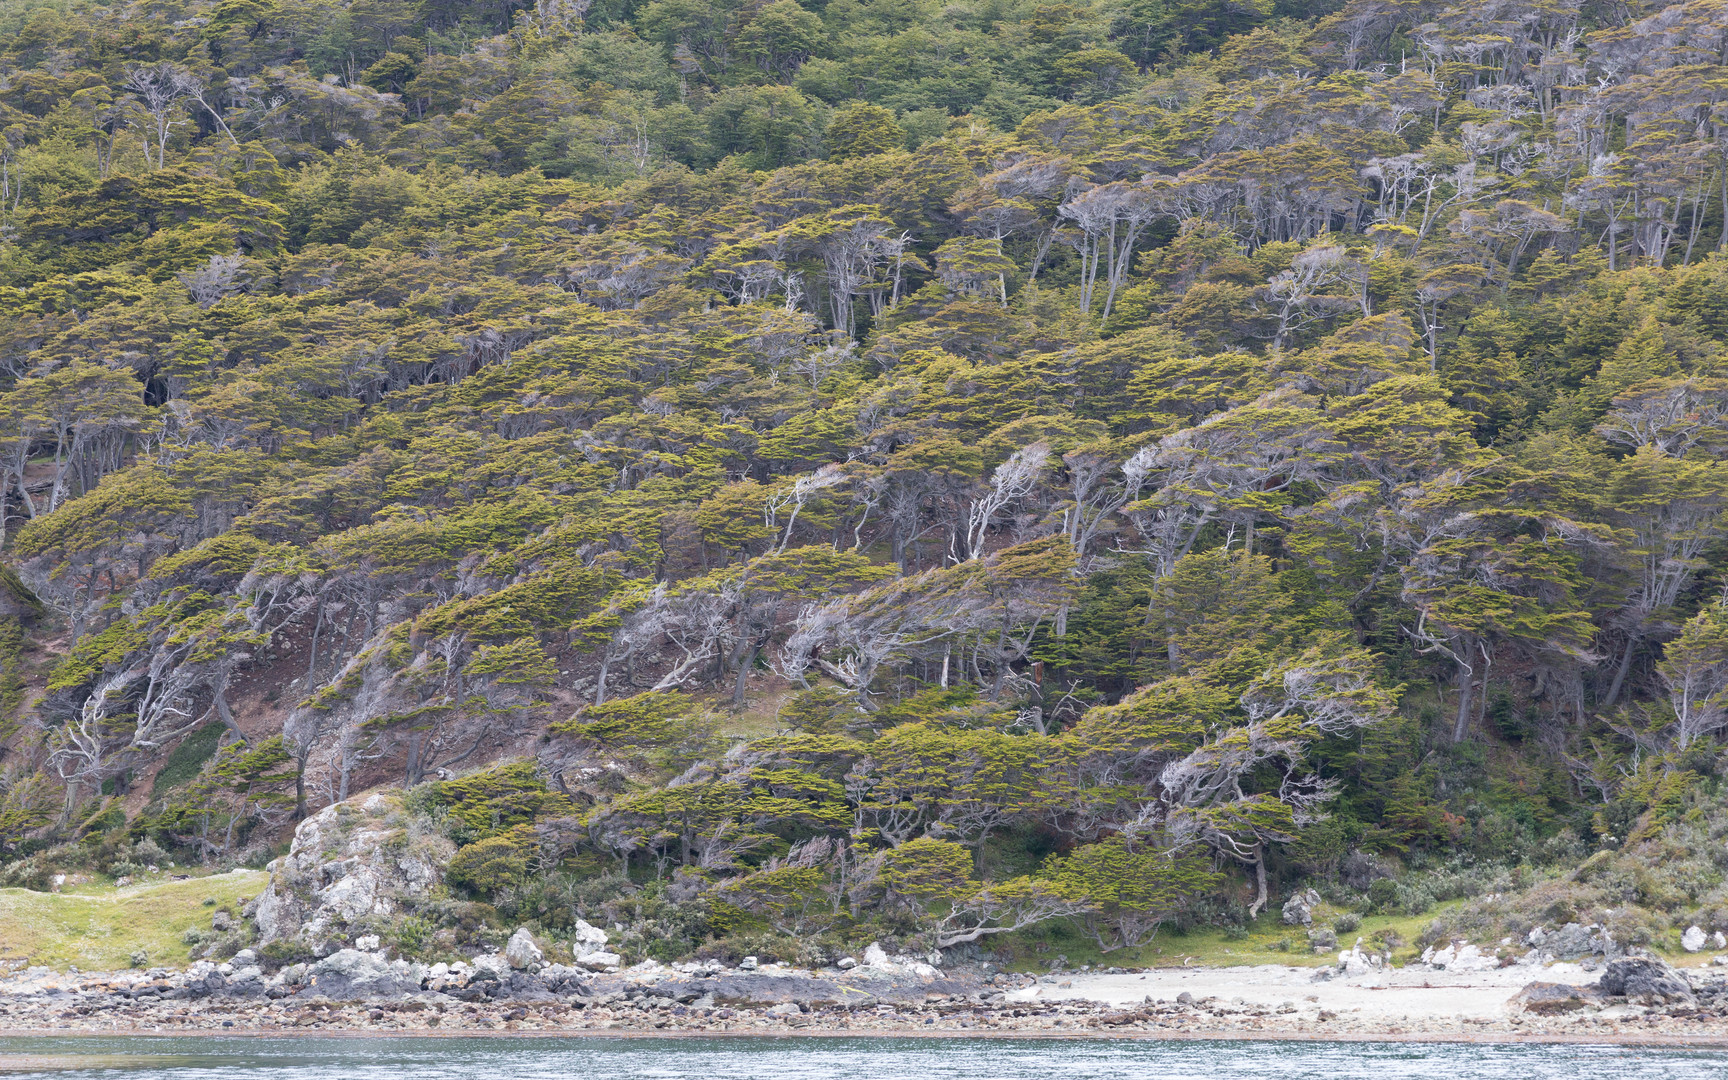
[[253, 792, 453, 946]]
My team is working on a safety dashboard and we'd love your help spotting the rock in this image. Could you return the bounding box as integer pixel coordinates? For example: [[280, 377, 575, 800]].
[[836, 957, 857, 970], [505, 928, 543, 969], [470, 954, 510, 981], [253, 793, 454, 945], [573, 952, 621, 972], [1715, 932, 1727, 950], [1340, 851, 1393, 891], [738, 956, 759, 971], [571, 919, 608, 948], [1281, 888, 1321, 927], [1337, 945, 1373, 977], [354, 935, 380, 952], [1423, 942, 1492, 973], [1307, 928, 1337, 951], [765, 1002, 802, 1017], [656, 972, 864, 1008], [862, 943, 891, 968], [1542, 922, 1619, 962], [1598, 957, 1694, 1005], [211, 911, 233, 932], [309, 949, 408, 1000], [1176, 991, 1194, 1004], [1683, 926, 1708, 953], [1508, 981, 1597, 1015]]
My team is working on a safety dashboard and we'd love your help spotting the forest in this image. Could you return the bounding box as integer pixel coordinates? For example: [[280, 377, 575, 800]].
[[0, 0, 1723, 966]]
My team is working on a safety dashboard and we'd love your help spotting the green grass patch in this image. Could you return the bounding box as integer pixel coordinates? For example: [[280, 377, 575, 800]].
[[0, 870, 267, 971], [151, 723, 226, 796]]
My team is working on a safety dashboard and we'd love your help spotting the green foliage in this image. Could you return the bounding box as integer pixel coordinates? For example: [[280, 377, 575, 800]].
[[1044, 835, 1220, 950], [553, 692, 716, 769], [826, 103, 906, 161], [447, 831, 534, 897], [151, 723, 226, 797], [6, 0, 1728, 963], [420, 762, 574, 844], [0, 616, 25, 741], [881, 837, 977, 902]]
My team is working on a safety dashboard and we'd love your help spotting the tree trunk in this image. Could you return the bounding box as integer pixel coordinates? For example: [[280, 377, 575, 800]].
[[1601, 635, 1637, 709], [594, 655, 611, 705], [732, 642, 758, 708], [1452, 663, 1475, 743], [1247, 846, 1268, 920]]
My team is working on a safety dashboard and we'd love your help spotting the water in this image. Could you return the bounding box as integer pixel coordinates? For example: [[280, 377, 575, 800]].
[[0, 1036, 1720, 1079]]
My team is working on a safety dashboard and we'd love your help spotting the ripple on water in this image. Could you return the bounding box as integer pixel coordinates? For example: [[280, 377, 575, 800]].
[[0, 1036, 1721, 1080]]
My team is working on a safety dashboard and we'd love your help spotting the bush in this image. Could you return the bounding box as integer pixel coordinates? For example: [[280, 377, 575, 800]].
[[151, 722, 226, 795], [447, 833, 531, 897], [259, 939, 316, 972], [414, 763, 573, 845], [0, 842, 96, 890], [552, 691, 717, 771], [1333, 912, 1361, 934], [390, 915, 434, 955]]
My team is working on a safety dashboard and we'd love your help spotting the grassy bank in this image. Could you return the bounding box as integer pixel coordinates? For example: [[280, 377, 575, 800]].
[[0, 871, 267, 972]]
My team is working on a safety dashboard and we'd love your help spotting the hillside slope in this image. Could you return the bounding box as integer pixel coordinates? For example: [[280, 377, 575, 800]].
[[0, 0, 1724, 965]]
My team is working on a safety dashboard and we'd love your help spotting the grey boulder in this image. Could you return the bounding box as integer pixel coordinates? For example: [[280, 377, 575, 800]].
[[306, 949, 409, 1000], [1597, 957, 1693, 1005]]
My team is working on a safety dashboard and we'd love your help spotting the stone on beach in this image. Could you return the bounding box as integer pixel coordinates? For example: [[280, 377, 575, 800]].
[[505, 928, 543, 970], [1507, 981, 1596, 1015], [1597, 957, 1693, 1005]]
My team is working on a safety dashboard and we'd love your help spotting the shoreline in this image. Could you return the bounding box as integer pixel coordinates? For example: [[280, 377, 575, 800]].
[[1, 956, 1724, 1051], [0, 1025, 1724, 1048]]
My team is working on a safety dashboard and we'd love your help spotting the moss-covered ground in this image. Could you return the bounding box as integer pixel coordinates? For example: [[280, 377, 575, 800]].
[[0, 870, 267, 971]]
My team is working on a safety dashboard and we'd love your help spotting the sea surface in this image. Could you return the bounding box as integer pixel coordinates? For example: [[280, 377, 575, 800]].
[[0, 1036, 1721, 1079]]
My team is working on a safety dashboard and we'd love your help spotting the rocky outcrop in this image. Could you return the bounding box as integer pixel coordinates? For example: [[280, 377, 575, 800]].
[[1597, 957, 1693, 1005], [1281, 889, 1320, 927], [251, 792, 455, 945], [504, 928, 544, 970], [1524, 922, 1621, 962], [1508, 981, 1601, 1015], [1418, 941, 1496, 973], [308, 949, 423, 999], [569, 919, 620, 972]]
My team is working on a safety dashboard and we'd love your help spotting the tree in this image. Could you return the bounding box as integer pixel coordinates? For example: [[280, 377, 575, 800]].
[[122, 62, 197, 169], [878, 836, 1089, 948], [1653, 601, 1728, 752], [1401, 505, 1600, 743], [1595, 447, 1728, 707], [1150, 642, 1396, 916], [1060, 180, 1159, 327], [1044, 834, 1218, 950]]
